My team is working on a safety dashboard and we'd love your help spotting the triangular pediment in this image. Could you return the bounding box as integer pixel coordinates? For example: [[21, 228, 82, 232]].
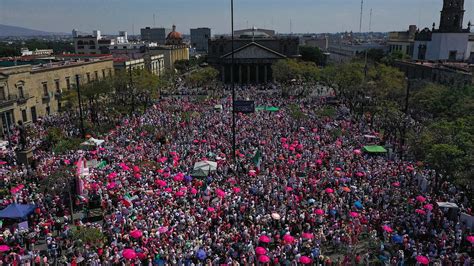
[[221, 42, 287, 59]]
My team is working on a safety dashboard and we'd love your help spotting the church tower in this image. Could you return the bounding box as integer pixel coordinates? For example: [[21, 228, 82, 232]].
[[439, 0, 466, 32]]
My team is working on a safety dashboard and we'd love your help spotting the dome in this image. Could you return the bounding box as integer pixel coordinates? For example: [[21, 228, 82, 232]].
[[167, 31, 182, 40], [166, 25, 183, 45]]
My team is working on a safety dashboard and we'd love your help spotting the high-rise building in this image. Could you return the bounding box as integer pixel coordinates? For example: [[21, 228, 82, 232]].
[[140, 27, 172, 44], [190, 28, 211, 53]]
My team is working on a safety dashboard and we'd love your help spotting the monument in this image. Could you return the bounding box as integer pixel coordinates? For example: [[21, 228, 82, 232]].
[[15, 121, 34, 166]]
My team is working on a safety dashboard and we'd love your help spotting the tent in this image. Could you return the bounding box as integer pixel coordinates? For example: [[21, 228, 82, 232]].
[[0, 203, 36, 220], [363, 145, 387, 153], [256, 106, 280, 112], [436, 202, 459, 209], [192, 161, 217, 177], [81, 138, 105, 147], [214, 105, 223, 111]]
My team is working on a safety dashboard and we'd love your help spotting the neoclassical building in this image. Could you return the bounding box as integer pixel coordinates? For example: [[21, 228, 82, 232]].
[[208, 28, 300, 84]]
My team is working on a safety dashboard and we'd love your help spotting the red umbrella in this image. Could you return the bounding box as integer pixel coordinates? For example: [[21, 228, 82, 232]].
[[255, 247, 267, 255], [416, 255, 430, 265], [258, 255, 270, 263], [315, 209, 325, 216], [302, 232, 314, 239], [0, 161, 7, 165], [350, 212, 359, 218], [283, 234, 295, 244], [207, 207, 215, 213], [0, 245, 10, 252], [392, 182, 401, 187], [416, 195, 426, 203], [286, 187, 293, 192], [190, 188, 198, 195], [353, 149, 362, 155], [325, 188, 334, 194], [216, 189, 226, 198], [130, 229, 142, 239], [342, 187, 351, 192], [106, 182, 116, 189], [155, 180, 167, 187], [175, 191, 185, 197], [232, 187, 241, 193], [299, 256, 312, 264], [382, 225, 393, 233], [259, 235, 271, 243], [122, 249, 137, 260], [423, 204, 433, 210], [415, 209, 426, 215]]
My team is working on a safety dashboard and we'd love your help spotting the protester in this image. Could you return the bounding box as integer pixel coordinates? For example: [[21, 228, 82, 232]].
[[0, 86, 472, 265]]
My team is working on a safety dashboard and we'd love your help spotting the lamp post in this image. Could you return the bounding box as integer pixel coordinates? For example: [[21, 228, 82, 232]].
[[231, 0, 236, 165], [75, 75, 85, 139]]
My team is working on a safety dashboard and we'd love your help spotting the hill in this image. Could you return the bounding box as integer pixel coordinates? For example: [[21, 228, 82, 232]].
[[0, 24, 67, 37]]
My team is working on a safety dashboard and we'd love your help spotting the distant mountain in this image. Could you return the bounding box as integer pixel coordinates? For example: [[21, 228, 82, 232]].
[[0, 24, 69, 37]]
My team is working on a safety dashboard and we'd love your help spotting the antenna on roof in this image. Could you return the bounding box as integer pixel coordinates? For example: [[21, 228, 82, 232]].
[[359, 0, 364, 33], [369, 8, 373, 32]]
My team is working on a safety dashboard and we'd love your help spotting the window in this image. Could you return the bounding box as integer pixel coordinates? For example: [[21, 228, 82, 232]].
[[77, 46, 84, 49], [0, 86, 5, 100], [89, 40, 95, 45], [66, 77, 71, 90], [18, 85, 24, 98], [31, 106, 37, 122], [77, 40, 84, 45], [42, 82, 48, 96], [46, 106, 50, 115], [90, 45, 96, 49], [102, 69, 106, 78], [449, 51, 457, 61], [86, 73, 91, 83], [95, 71, 99, 80], [21, 109, 27, 122], [219, 45, 224, 53], [55, 79, 60, 92]]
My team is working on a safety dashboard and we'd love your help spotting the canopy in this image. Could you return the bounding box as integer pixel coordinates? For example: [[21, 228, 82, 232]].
[[0, 203, 36, 220], [437, 202, 459, 209], [192, 161, 217, 177], [81, 138, 105, 147], [214, 104, 223, 111], [363, 145, 387, 153], [256, 106, 280, 112]]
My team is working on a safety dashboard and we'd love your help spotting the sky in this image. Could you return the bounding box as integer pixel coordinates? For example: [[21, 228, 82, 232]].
[[1, 0, 473, 35]]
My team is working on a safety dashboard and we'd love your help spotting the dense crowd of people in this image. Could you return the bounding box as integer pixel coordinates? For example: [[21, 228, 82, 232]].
[[0, 86, 472, 265]]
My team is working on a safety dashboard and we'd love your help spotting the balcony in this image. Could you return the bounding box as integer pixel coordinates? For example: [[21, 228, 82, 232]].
[[16, 93, 29, 105], [0, 94, 18, 108], [42, 94, 51, 103]]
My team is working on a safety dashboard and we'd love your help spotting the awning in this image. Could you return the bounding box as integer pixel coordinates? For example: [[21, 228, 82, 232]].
[[363, 145, 387, 153], [0, 203, 36, 220], [437, 202, 459, 209], [192, 161, 217, 177], [256, 106, 280, 112]]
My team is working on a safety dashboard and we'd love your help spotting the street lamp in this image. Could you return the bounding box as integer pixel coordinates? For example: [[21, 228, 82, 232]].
[[231, 0, 237, 165], [75, 74, 85, 139]]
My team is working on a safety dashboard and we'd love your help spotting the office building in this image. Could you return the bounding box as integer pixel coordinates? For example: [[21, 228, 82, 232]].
[[190, 28, 211, 53], [140, 27, 172, 44]]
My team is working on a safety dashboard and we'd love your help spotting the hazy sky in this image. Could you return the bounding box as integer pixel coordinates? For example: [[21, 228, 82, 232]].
[[1, 0, 473, 35]]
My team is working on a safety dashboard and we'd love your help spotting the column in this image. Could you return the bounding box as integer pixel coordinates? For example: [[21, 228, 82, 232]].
[[247, 65, 251, 84], [256, 64, 259, 84], [264, 65, 268, 83], [221, 66, 225, 82], [239, 64, 242, 84]]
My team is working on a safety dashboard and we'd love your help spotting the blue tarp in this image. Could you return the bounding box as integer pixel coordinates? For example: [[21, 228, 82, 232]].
[[0, 203, 36, 220]]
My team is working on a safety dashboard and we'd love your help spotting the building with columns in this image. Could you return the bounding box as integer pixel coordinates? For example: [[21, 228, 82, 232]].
[[208, 28, 300, 84]]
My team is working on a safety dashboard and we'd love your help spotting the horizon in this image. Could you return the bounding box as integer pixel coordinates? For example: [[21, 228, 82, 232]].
[[1, 0, 473, 35]]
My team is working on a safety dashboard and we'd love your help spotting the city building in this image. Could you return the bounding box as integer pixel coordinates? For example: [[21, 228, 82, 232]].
[[113, 58, 145, 72], [140, 27, 172, 44], [20, 48, 54, 57], [207, 28, 300, 84], [394, 60, 472, 87], [112, 54, 165, 76], [234, 28, 275, 38], [388, 25, 417, 57], [413, 0, 472, 61], [73, 30, 132, 55], [190, 28, 211, 53], [0, 56, 114, 135], [301, 35, 329, 51], [328, 43, 387, 63], [148, 25, 189, 70]]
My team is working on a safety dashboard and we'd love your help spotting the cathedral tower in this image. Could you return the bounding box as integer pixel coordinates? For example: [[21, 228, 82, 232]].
[[439, 0, 466, 32]]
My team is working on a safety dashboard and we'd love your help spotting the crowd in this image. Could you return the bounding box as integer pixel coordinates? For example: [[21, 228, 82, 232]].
[[0, 87, 472, 265]]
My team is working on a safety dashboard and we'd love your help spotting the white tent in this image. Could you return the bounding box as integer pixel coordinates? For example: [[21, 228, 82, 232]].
[[192, 160, 217, 177], [436, 202, 459, 209], [81, 138, 105, 147]]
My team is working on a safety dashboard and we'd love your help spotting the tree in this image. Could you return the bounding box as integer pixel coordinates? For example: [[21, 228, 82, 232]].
[[185, 67, 219, 88], [272, 59, 320, 84], [299, 46, 325, 65]]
